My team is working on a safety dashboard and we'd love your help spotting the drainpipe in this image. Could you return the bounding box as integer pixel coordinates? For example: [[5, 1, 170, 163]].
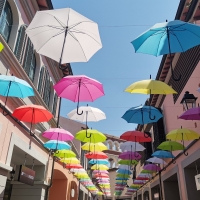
[[158, 171, 163, 200]]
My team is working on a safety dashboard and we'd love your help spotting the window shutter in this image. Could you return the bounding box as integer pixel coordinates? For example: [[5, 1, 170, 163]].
[[38, 66, 44, 94], [52, 94, 58, 116], [14, 25, 27, 64], [0, 0, 6, 17]]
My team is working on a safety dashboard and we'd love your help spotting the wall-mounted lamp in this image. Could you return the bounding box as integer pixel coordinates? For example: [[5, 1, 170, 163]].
[[180, 91, 197, 111]]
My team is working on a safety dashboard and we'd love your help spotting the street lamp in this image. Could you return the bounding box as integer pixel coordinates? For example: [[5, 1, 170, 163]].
[[180, 91, 197, 111]]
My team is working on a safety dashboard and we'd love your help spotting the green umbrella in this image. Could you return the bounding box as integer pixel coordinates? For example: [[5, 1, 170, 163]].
[[116, 174, 130, 178], [118, 159, 138, 165], [54, 150, 76, 158], [141, 170, 153, 173], [157, 141, 185, 151]]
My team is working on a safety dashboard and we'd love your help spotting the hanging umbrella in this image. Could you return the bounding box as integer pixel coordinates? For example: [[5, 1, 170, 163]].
[[143, 164, 161, 172], [54, 150, 76, 158], [42, 128, 74, 141], [66, 164, 82, 169], [116, 177, 129, 180], [118, 160, 138, 165], [44, 140, 70, 150], [158, 141, 185, 151], [60, 157, 80, 164], [26, 8, 102, 66], [116, 169, 132, 175], [12, 105, 53, 134], [119, 151, 142, 160], [179, 107, 200, 120], [0, 75, 34, 113], [81, 142, 107, 152], [85, 151, 108, 159], [93, 170, 109, 174], [116, 174, 130, 178], [54, 75, 104, 115], [141, 170, 153, 174], [146, 157, 167, 165], [120, 130, 152, 142], [89, 159, 109, 165], [136, 177, 149, 181], [76, 129, 106, 142], [152, 150, 174, 158], [70, 168, 86, 173], [120, 142, 145, 152], [91, 164, 109, 170], [94, 173, 109, 178]]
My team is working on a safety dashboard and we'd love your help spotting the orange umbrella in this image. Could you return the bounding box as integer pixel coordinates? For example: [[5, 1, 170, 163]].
[[85, 151, 108, 159]]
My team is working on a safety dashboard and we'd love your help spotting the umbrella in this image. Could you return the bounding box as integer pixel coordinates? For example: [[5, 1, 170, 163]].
[[93, 170, 109, 174], [66, 164, 82, 169], [179, 107, 200, 120], [94, 173, 109, 178], [120, 142, 145, 152], [146, 157, 167, 165], [118, 160, 138, 165], [54, 150, 76, 158], [136, 177, 149, 181], [131, 20, 200, 81], [26, 8, 102, 66], [76, 129, 106, 142], [42, 128, 74, 141], [85, 151, 108, 159], [89, 159, 109, 165], [157, 141, 185, 151], [122, 106, 163, 126], [116, 177, 129, 180], [91, 164, 109, 170], [60, 157, 80, 164], [143, 164, 161, 172], [44, 140, 70, 150], [70, 168, 86, 173], [81, 142, 107, 152], [53, 75, 104, 115], [120, 131, 152, 142], [116, 169, 132, 175], [152, 150, 174, 158], [12, 105, 53, 134], [116, 174, 130, 178], [119, 151, 142, 160], [0, 75, 34, 113]]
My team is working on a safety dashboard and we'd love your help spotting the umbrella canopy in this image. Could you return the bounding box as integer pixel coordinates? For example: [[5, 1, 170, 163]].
[[44, 140, 70, 150], [85, 151, 108, 159], [157, 141, 185, 151], [65, 164, 82, 169], [122, 106, 163, 125], [54, 150, 76, 158], [116, 174, 130, 178], [42, 128, 74, 141], [13, 105, 53, 124], [93, 170, 109, 174], [119, 151, 142, 160], [120, 142, 145, 152], [116, 169, 132, 175], [94, 174, 109, 178], [125, 79, 177, 95], [91, 164, 109, 170], [60, 157, 80, 164], [76, 129, 106, 143], [118, 160, 138, 165], [166, 127, 200, 141], [26, 8, 102, 64], [53, 75, 104, 115], [120, 131, 152, 142], [81, 142, 107, 152], [152, 150, 174, 158], [89, 159, 109, 165], [70, 168, 86, 173], [143, 164, 161, 172], [118, 164, 134, 170], [136, 177, 149, 181], [179, 107, 200, 120], [146, 157, 167, 165]]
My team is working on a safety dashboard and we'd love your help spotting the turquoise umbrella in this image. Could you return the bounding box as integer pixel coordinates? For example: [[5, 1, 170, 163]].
[[89, 159, 109, 165], [44, 140, 70, 150], [131, 20, 200, 81], [116, 169, 132, 175]]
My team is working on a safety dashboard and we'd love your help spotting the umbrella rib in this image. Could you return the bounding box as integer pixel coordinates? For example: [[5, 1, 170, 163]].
[[156, 31, 167, 55], [54, 16, 66, 28], [170, 31, 184, 52]]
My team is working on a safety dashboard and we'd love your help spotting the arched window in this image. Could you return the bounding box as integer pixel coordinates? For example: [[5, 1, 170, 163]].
[[0, 1, 12, 42]]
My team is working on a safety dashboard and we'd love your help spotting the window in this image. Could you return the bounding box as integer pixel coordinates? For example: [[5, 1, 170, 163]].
[[0, 1, 12, 42], [52, 93, 58, 116]]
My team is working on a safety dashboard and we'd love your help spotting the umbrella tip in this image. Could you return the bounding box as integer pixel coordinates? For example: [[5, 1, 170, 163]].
[[166, 19, 168, 22], [150, 74, 151, 79]]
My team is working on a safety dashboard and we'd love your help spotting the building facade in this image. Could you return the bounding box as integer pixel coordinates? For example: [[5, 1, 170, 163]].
[[134, 1, 200, 200]]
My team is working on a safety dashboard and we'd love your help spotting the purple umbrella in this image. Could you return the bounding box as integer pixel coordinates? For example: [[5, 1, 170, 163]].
[[179, 107, 200, 120], [143, 164, 161, 172], [133, 180, 146, 184], [119, 151, 142, 160]]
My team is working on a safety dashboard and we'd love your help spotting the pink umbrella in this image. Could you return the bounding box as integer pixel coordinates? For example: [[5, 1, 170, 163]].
[[143, 164, 161, 172], [93, 170, 109, 174], [119, 151, 142, 160], [42, 128, 74, 141], [53, 75, 104, 115], [179, 107, 200, 120], [97, 180, 110, 183]]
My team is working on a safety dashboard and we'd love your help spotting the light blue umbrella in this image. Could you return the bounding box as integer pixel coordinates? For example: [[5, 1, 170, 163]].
[[89, 159, 109, 165], [152, 150, 174, 158], [122, 105, 163, 125], [116, 177, 129, 180], [131, 20, 200, 81], [116, 169, 132, 175], [44, 140, 70, 150]]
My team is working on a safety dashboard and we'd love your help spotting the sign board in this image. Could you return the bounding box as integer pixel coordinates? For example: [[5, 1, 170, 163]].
[[18, 165, 35, 186]]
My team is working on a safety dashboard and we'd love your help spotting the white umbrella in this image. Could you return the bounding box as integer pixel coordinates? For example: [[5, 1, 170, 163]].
[[26, 8, 102, 66], [120, 142, 145, 152], [70, 168, 86, 173], [67, 105, 106, 123], [118, 165, 130, 170], [146, 157, 167, 165]]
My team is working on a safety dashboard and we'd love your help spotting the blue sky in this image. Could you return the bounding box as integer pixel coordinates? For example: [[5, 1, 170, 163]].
[[52, 0, 180, 136]]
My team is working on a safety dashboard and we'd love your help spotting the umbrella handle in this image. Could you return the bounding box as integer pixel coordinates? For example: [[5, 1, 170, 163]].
[[2, 109, 9, 116], [144, 132, 149, 138], [77, 105, 83, 115], [149, 112, 156, 120], [184, 151, 188, 156], [171, 66, 181, 81], [86, 130, 91, 138], [163, 167, 166, 171], [172, 159, 176, 164]]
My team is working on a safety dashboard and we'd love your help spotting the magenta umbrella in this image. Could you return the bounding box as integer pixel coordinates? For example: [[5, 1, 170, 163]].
[[143, 164, 161, 172], [53, 75, 104, 115], [119, 151, 142, 160], [42, 128, 74, 141], [179, 107, 200, 120]]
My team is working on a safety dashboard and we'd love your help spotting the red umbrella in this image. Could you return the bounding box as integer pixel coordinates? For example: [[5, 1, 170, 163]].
[[85, 151, 108, 159], [136, 177, 149, 180], [66, 164, 83, 169], [94, 173, 109, 178], [120, 131, 152, 142], [13, 105, 53, 134]]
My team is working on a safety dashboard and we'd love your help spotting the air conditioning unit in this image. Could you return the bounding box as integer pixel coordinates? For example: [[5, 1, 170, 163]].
[[195, 174, 200, 190]]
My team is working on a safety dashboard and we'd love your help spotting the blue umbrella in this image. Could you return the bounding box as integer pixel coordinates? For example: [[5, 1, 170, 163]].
[[44, 140, 70, 150], [0, 75, 34, 114], [89, 159, 109, 165], [152, 150, 174, 158], [131, 20, 200, 81], [116, 169, 132, 175], [116, 177, 129, 180], [122, 105, 163, 124]]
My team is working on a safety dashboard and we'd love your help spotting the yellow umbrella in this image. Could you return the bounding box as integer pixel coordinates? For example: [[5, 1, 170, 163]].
[[53, 150, 76, 158], [91, 164, 109, 170], [125, 79, 177, 95], [75, 174, 89, 179], [60, 157, 80, 164], [81, 142, 107, 152]]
